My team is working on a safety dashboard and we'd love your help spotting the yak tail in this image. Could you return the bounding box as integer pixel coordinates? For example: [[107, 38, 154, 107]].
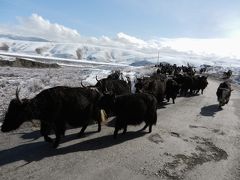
[[100, 109, 108, 124]]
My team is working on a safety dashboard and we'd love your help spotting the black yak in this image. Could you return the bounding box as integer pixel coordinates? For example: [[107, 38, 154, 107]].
[[95, 76, 131, 95], [216, 81, 233, 107], [191, 75, 208, 94], [223, 70, 232, 79], [99, 93, 157, 138], [135, 76, 166, 103], [1, 86, 104, 148], [174, 74, 192, 96], [165, 79, 180, 104], [174, 75, 208, 96]]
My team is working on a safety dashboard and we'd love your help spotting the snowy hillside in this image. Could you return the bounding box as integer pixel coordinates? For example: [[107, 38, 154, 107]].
[[1, 33, 240, 68], [0, 32, 240, 86]]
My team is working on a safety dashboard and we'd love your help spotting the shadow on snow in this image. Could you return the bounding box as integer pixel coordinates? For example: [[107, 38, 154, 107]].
[[200, 104, 222, 117]]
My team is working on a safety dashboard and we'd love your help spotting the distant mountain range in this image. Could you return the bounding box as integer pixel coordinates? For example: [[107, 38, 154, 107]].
[[0, 34, 49, 42], [0, 33, 240, 68]]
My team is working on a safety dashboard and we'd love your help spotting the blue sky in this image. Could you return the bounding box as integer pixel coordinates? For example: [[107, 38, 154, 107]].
[[1, 0, 240, 39]]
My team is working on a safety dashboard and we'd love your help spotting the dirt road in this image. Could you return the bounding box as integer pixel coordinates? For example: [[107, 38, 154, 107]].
[[0, 79, 240, 180]]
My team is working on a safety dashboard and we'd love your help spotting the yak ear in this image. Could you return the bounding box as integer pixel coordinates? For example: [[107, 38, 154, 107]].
[[103, 90, 113, 96], [103, 91, 115, 98]]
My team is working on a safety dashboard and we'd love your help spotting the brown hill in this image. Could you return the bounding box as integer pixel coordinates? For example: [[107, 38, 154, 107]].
[[0, 58, 60, 68]]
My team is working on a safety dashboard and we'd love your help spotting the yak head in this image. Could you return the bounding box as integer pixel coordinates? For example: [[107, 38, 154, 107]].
[[1, 88, 32, 132], [135, 78, 144, 93], [200, 76, 208, 87], [95, 76, 108, 93]]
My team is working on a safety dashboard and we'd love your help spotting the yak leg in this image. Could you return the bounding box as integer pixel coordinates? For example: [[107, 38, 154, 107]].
[[53, 133, 61, 148], [53, 123, 65, 148], [40, 122, 53, 143], [196, 89, 200, 94], [114, 127, 120, 139], [122, 125, 127, 135], [97, 120, 101, 132], [172, 98, 175, 104], [114, 118, 122, 139], [95, 109, 101, 132], [218, 100, 223, 108], [141, 124, 148, 131], [96, 112, 101, 132], [166, 96, 170, 102], [149, 125, 152, 133], [78, 124, 88, 137], [141, 123, 152, 133], [114, 119, 122, 139]]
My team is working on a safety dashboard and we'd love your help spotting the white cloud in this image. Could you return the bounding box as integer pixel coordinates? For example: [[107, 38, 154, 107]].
[[160, 38, 240, 58], [220, 20, 240, 38], [0, 14, 81, 42], [116, 32, 147, 46], [1, 14, 240, 58]]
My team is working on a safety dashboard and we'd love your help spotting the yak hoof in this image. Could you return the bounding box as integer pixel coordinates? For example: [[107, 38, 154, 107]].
[[52, 142, 59, 148], [148, 126, 152, 133], [114, 132, 118, 139], [77, 132, 84, 137], [44, 136, 53, 143]]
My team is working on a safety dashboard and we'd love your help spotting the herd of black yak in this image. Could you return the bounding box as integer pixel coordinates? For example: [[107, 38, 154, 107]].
[[1, 63, 233, 148]]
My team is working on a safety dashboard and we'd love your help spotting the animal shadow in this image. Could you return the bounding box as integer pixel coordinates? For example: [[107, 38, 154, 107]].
[[16, 129, 97, 143], [200, 104, 222, 117], [15, 130, 41, 141], [157, 101, 168, 109], [0, 130, 147, 166]]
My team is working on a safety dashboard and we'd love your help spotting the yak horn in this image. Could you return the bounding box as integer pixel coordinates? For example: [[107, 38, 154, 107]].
[[16, 87, 22, 103], [81, 81, 86, 88], [96, 76, 99, 82]]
